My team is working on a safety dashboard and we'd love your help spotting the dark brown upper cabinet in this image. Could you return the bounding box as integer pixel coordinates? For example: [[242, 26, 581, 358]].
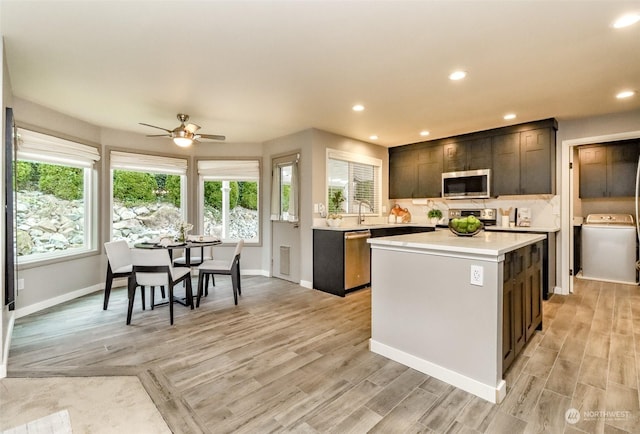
[[579, 140, 640, 198], [390, 118, 557, 199], [492, 128, 555, 196], [443, 137, 492, 173]]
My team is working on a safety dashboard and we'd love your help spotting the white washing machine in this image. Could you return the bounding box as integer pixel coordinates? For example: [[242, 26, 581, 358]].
[[582, 214, 638, 285]]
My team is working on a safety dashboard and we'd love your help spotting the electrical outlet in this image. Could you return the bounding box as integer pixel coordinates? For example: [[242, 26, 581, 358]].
[[313, 203, 319, 213], [18, 278, 25, 291], [470, 265, 483, 286]]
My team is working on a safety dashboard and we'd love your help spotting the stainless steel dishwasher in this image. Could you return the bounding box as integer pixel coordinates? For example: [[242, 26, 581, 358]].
[[344, 230, 371, 290]]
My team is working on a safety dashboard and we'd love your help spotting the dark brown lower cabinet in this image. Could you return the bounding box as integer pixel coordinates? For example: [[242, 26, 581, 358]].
[[502, 241, 543, 374]]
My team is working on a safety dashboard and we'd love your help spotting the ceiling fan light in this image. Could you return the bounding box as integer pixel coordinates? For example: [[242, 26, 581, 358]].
[[173, 137, 193, 147]]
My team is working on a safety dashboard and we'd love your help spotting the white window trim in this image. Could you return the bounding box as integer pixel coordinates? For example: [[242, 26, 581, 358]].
[[15, 129, 100, 264], [197, 159, 261, 244], [109, 150, 189, 243]]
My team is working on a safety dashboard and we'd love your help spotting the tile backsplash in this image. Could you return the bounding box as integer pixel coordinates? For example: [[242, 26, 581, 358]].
[[390, 195, 561, 228]]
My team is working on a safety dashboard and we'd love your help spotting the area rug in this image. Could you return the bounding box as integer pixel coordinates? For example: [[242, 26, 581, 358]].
[[0, 377, 170, 434], [1, 409, 72, 434]]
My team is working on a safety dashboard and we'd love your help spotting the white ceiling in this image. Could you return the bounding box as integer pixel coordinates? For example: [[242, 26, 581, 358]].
[[2, 1, 639, 147]]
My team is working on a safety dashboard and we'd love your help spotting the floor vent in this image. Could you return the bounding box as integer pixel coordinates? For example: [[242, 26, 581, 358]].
[[280, 246, 290, 275]]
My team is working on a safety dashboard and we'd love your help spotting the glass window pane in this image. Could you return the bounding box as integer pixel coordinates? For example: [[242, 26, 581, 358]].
[[203, 179, 259, 243], [327, 157, 379, 215], [112, 169, 185, 244], [16, 160, 87, 257]]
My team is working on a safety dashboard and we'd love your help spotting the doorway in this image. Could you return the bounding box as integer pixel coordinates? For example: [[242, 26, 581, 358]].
[[270, 152, 301, 283]]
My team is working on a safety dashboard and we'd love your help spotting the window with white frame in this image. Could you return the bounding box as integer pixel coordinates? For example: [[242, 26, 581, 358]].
[[198, 159, 260, 243], [15, 128, 99, 262], [110, 151, 187, 245], [326, 149, 381, 215]]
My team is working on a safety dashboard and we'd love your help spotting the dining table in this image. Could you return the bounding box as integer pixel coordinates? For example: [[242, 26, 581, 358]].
[[134, 238, 221, 267], [133, 238, 221, 307]]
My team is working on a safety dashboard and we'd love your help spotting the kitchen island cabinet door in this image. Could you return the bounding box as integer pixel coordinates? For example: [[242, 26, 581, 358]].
[[525, 241, 543, 340], [513, 250, 526, 356], [502, 253, 516, 372]]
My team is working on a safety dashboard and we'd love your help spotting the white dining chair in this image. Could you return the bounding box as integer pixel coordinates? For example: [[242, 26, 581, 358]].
[[196, 240, 244, 307], [103, 240, 133, 310], [127, 248, 194, 325]]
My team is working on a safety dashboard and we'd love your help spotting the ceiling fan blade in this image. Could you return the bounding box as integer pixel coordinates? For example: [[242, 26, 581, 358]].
[[145, 134, 172, 137], [198, 134, 226, 141], [139, 122, 172, 133], [185, 123, 201, 133]]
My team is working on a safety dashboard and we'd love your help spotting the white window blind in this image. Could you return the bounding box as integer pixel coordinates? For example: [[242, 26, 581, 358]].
[[197, 160, 260, 180], [17, 128, 100, 168], [110, 151, 187, 175]]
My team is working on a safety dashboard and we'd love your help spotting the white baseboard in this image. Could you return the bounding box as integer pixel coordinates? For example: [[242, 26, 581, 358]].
[[15, 284, 103, 319], [370, 339, 506, 404], [300, 280, 313, 289], [1, 311, 16, 378]]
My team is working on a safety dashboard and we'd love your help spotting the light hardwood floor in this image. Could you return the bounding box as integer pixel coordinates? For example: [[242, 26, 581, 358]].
[[6, 276, 640, 433]]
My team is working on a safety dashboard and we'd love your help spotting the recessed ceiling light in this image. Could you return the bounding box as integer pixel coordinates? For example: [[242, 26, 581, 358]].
[[616, 90, 636, 99], [369, 135, 378, 140], [449, 71, 467, 81], [503, 113, 517, 120], [613, 13, 640, 28], [352, 104, 365, 112], [420, 130, 430, 137]]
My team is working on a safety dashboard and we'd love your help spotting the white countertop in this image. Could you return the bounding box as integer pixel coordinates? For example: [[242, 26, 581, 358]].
[[313, 223, 433, 231], [485, 225, 560, 233], [368, 229, 546, 258]]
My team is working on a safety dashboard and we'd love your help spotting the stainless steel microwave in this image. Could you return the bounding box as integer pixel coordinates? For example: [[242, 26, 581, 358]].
[[442, 169, 491, 199]]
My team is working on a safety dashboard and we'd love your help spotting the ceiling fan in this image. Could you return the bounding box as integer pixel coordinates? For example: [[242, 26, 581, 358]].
[[139, 113, 225, 147]]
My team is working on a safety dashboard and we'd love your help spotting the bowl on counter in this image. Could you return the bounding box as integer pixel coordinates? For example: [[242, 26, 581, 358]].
[[448, 221, 484, 237]]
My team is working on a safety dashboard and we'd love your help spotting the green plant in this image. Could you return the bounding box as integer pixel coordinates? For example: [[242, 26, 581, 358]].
[[204, 181, 239, 210], [38, 163, 83, 200], [427, 208, 443, 219], [328, 188, 345, 215], [113, 170, 157, 205], [164, 175, 181, 207], [238, 181, 258, 210]]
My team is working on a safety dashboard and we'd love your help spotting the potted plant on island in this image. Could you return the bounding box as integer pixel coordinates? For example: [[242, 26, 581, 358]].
[[327, 189, 345, 227], [427, 208, 443, 226]]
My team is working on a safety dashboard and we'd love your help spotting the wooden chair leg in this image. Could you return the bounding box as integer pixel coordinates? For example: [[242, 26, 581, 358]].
[[186, 279, 194, 310], [126, 279, 136, 325], [104, 266, 114, 310], [141, 286, 146, 310], [169, 286, 174, 325], [197, 271, 205, 308], [150, 286, 155, 310], [161, 286, 166, 299], [231, 271, 239, 305], [237, 259, 241, 295]]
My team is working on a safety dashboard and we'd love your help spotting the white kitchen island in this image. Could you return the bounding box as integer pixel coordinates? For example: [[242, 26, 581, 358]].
[[368, 229, 546, 403]]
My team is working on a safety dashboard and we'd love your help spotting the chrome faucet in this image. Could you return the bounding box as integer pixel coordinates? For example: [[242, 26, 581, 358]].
[[358, 199, 371, 225]]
